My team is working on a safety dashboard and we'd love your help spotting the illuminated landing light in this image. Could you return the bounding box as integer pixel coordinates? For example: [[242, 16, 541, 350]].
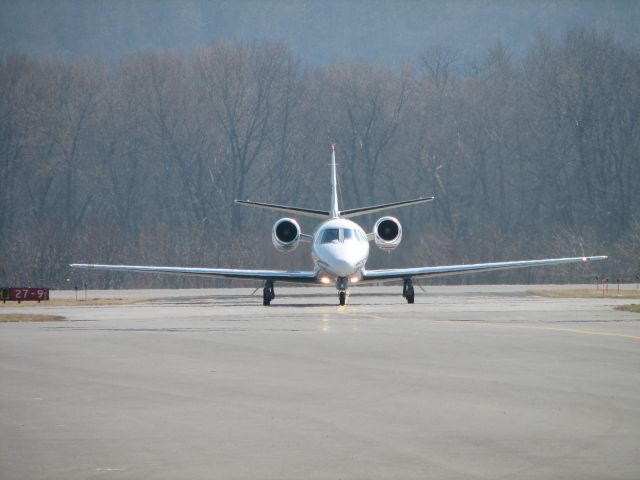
[[320, 277, 331, 284], [582, 257, 587, 262], [350, 276, 359, 283]]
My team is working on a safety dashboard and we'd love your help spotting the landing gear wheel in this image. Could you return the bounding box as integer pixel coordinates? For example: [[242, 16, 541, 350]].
[[403, 279, 415, 304], [339, 291, 346, 306], [263, 287, 271, 306], [406, 287, 415, 304], [263, 280, 275, 306]]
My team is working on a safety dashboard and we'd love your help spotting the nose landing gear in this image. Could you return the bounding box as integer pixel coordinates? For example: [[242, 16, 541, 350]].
[[403, 278, 415, 304], [336, 277, 348, 306], [263, 280, 275, 306]]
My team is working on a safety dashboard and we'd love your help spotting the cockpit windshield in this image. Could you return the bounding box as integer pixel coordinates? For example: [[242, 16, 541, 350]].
[[343, 229, 356, 241], [320, 228, 365, 244], [321, 228, 340, 243]]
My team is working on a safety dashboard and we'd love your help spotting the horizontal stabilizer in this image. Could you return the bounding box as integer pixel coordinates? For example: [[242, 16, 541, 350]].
[[340, 196, 434, 218], [235, 200, 329, 218]]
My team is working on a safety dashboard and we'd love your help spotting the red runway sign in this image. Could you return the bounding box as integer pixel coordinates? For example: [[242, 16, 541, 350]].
[[1, 288, 49, 302]]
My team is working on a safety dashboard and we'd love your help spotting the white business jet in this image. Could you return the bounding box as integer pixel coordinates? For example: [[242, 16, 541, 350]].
[[71, 144, 606, 305]]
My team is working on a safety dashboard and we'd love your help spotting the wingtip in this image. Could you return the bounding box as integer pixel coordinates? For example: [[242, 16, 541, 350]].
[[582, 255, 608, 262]]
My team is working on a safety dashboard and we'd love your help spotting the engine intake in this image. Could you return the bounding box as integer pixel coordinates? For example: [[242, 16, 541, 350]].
[[272, 218, 301, 252], [374, 216, 402, 251]]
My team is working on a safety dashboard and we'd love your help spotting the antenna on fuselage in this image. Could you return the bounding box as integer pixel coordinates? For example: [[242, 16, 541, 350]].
[[330, 144, 339, 218]]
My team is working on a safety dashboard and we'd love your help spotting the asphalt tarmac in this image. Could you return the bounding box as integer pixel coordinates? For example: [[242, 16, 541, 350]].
[[1, 285, 639, 479]]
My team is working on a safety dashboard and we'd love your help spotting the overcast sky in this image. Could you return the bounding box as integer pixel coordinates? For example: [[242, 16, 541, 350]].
[[1, 1, 638, 64]]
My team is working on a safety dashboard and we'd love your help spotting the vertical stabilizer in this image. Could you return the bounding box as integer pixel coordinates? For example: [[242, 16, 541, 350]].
[[330, 144, 339, 217]]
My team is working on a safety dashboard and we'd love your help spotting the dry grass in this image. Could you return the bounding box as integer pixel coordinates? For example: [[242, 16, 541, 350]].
[[0, 297, 158, 308], [528, 289, 640, 299], [615, 304, 640, 314], [0, 313, 66, 323]]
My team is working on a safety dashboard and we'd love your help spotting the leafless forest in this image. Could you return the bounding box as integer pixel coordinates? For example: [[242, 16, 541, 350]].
[[1, 28, 638, 288]]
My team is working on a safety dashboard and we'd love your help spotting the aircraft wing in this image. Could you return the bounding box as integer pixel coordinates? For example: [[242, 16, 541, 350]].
[[70, 264, 318, 284], [361, 255, 607, 283]]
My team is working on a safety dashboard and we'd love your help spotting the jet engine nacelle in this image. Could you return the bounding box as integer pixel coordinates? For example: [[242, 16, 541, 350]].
[[374, 216, 402, 251], [272, 218, 301, 252]]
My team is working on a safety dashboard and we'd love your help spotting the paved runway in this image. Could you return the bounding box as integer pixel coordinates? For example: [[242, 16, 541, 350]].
[[1, 286, 639, 479]]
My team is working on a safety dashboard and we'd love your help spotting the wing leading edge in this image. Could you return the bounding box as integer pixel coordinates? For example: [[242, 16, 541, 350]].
[[70, 264, 318, 284], [362, 255, 608, 283]]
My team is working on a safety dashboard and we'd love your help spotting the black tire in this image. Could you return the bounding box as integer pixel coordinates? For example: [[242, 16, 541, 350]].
[[263, 288, 271, 306], [407, 287, 415, 304], [339, 291, 346, 306]]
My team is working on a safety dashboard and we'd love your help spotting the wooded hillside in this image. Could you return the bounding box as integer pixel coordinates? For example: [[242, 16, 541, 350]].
[[1, 29, 638, 287]]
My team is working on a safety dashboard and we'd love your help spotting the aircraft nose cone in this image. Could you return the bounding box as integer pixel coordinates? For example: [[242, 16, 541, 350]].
[[331, 258, 357, 277]]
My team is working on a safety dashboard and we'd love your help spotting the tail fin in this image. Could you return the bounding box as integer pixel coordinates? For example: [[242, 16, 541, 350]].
[[330, 144, 339, 218]]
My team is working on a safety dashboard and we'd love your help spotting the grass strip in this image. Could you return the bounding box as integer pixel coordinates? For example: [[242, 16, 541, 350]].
[[0, 314, 66, 323], [0, 297, 158, 308], [615, 304, 640, 314], [528, 289, 640, 299]]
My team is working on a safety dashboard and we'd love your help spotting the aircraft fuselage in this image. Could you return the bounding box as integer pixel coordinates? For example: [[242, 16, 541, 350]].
[[312, 218, 370, 284]]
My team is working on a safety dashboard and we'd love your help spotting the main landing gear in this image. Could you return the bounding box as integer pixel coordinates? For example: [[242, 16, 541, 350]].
[[403, 278, 415, 304], [263, 280, 275, 306]]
